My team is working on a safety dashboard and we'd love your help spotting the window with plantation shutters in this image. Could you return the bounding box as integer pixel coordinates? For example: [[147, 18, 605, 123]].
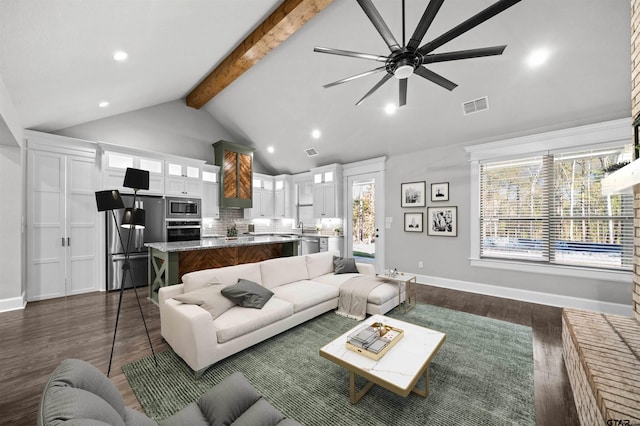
[[479, 147, 633, 271]]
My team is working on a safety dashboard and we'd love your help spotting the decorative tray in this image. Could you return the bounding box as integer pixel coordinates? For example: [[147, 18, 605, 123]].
[[345, 322, 404, 360]]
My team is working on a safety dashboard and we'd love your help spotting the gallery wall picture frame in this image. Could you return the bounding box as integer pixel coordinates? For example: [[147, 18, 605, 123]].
[[431, 182, 449, 201], [404, 212, 423, 232], [401, 181, 426, 207], [427, 206, 457, 237]]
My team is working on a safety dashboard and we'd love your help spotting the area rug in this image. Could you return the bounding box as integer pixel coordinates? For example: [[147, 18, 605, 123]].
[[123, 304, 535, 425]]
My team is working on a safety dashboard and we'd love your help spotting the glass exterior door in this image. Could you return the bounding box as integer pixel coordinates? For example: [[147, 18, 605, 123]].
[[348, 172, 384, 273]]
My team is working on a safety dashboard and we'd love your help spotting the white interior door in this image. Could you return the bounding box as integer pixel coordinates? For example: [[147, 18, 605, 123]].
[[346, 171, 385, 273], [66, 155, 99, 295], [28, 150, 66, 300]]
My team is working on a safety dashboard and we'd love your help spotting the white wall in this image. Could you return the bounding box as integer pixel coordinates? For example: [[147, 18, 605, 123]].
[[55, 100, 233, 162], [384, 141, 632, 314], [0, 76, 25, 310]]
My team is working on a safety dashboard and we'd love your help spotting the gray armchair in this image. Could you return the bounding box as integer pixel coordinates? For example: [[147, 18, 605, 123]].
[[39, 358, 300, 426]]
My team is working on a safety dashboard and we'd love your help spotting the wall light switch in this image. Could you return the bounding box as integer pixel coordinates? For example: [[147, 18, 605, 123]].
[[385, 222, 391, 229], [418, 261, 424, 268]]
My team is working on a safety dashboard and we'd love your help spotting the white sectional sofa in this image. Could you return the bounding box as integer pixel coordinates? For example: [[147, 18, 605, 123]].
[[158, 251, 403, 375]]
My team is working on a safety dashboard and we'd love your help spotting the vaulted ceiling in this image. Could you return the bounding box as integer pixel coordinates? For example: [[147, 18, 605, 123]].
[[0, 0, 631, 174]]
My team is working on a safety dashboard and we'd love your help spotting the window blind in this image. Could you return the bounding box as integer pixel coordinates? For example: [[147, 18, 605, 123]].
[[479, 147, 633, 271]]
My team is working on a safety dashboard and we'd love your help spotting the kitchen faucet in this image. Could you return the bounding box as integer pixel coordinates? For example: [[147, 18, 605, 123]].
[[297, 221, 304, 232]]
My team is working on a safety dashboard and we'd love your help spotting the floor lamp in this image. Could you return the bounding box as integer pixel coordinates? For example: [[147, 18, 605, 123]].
[[95, 167, 158, 377]]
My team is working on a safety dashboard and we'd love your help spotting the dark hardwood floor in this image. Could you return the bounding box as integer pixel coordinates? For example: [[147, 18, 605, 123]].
[[0, 284, 579, 426]]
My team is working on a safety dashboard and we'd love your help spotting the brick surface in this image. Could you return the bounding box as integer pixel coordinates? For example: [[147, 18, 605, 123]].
[[562, 309, 640, 425]]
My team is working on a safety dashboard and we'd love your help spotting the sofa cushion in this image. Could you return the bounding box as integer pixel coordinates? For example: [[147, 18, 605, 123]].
[[182, 263, 262, 292], [260, 256, 309, 290], [305, 252, 337, 279], [213, 298, 294, 343], [313, 272, 361, 288], [172, 284, 236, 320], [333, 256, 359, 274], [221, 279, 274, 309], [271, 280, 339, 313]]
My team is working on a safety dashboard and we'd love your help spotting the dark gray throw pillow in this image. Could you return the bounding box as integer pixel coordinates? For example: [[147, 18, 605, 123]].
[[333, 256, 359, 274], [221, 279, 274, 309]]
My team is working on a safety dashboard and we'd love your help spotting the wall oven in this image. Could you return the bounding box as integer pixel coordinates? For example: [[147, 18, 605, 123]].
[[166, 197, 201, 219], [166, 220, 201, 242]]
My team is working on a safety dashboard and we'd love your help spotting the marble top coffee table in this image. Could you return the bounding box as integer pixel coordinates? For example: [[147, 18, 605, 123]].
[[319, 314, 446, 404]]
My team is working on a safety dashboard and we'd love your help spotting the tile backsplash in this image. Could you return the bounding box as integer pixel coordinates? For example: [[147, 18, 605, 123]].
[[201, 208, 343, 236]]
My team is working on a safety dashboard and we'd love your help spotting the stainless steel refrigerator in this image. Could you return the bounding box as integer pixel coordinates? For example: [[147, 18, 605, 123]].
[[106, 195, 165, 290]]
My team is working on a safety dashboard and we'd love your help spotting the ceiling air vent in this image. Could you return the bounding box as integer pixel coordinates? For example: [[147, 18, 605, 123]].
[[305, 147, 319, 157], [462, 96, 489, 115]]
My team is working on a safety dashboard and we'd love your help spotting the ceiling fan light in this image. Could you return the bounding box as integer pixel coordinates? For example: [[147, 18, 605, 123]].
[[394, 64, 414, 79]]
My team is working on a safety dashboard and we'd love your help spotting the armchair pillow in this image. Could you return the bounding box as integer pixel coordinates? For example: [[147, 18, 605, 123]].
[[173, 283, 236, 320], [221, 279, 274, 309], [333, 256, 359, 274]]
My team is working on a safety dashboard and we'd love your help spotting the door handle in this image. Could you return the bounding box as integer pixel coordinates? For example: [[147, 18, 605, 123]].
[[67, 237, 70, 246], [61, 237, 65, 247]]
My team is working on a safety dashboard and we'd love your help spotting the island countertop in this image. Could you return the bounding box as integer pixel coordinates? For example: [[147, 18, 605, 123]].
[[145, 235, 300, 253]]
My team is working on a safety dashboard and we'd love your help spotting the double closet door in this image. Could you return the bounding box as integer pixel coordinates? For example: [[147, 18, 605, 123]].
[[27, 139, 100, 301]]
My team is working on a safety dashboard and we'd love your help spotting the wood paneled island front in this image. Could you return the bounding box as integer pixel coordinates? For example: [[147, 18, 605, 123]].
[[146, 235, 299, 304]]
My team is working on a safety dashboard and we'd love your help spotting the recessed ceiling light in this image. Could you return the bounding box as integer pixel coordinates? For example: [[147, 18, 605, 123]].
[[113, 51, 128, 61], [98, 101, 109, 108], [526, 48, 550, 67], [267, 146, 275, 154], [385, 103, 397, 115], [311, 129, 321, 139]]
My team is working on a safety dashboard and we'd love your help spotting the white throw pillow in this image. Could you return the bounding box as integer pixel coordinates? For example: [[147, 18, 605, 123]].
[[172, 284, 236, 319]]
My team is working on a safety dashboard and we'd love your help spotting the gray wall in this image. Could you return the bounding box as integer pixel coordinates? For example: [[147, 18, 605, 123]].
[[384, 142, 632, 307], [55, 100, 233, 163]]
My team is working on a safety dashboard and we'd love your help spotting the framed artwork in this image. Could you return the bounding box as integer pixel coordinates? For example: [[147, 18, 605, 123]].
[[427, 206, 457, 237], [431, 182, 449, 201], [404, 212, 423, 232], [401, 181, 426, 207]]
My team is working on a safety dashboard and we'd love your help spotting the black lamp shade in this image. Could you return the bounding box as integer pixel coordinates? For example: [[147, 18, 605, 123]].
[[95, 190, 125, 212], [121, 208, 146, 229], [123, 168, 150, 191]]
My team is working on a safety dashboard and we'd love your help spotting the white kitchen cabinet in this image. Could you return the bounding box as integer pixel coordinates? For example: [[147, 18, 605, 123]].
[[202, 165, 220, 219], [311, 164, 343, 218], [274, 174, 294, 218], [26, 132, 101, 301], [245, 174, 274, 218], [165, 160, 202, 197], [102, 150, 164, 195]]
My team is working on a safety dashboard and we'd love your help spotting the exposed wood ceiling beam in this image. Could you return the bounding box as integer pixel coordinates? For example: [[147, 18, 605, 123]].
[[186, 0, 334, 109]]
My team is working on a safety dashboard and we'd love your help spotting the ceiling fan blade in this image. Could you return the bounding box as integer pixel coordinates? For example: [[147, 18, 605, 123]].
[[314, 47, 388, 63], [399, 78, 407, 107], [422, 45, 507, 64], [356, 0, 401, 52], [323, 66, 387, 89], [414, 66, 457, 91], [407, 0, 445, 50], [418, 0, 522, 55], [356, 73, 393, 106]]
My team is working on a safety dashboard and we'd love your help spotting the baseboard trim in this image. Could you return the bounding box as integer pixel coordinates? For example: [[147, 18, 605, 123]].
[[414, 274, 633, 316], [0, 293, 26, 313]]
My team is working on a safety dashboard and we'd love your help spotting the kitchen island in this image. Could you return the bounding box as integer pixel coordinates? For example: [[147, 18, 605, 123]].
[[146, 235, 299, 304]]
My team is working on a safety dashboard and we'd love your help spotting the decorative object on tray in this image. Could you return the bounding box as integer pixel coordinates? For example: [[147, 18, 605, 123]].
[[226, 225, 238, 240], [404, 212, 423, 232], [427, 206, 457, 237], [431, 182, 449, 201], [401, 181, 426, 207], [346, 321, 404, 360]]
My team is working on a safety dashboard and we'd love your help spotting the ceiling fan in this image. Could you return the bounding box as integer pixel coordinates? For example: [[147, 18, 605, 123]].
[[314, 0, 522, 107]]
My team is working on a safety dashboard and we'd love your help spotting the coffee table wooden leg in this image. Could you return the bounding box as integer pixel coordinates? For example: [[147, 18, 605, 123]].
[[411, 365, 430, 398], [349, 370, 375, 404]]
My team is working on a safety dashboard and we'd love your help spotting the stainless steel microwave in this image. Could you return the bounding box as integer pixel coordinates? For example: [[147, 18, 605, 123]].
[[165, 197, 201, 219]]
